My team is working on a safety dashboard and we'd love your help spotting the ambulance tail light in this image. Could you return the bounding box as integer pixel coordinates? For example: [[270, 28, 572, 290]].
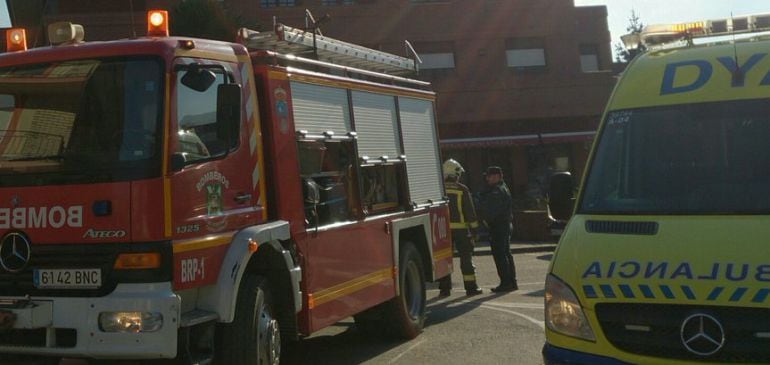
[[6, 28, 27, 52], [544, 274, 596, 341], [147, 10, 169, 37]]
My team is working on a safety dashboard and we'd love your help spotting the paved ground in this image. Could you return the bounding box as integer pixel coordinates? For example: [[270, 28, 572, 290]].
[[49, 239, 558, 365]]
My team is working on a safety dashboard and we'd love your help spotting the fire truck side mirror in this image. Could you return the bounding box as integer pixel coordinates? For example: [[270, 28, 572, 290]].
[[547, 171, 575, 222], [216, 83, 242, 147]]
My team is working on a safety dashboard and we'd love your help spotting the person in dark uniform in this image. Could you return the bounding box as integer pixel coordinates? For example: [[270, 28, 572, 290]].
[[478, 166, 518, 292], [438, 159, 483, 297]]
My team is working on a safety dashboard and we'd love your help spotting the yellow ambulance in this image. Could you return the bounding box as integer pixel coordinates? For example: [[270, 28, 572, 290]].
[[543, 13, 770, 364]]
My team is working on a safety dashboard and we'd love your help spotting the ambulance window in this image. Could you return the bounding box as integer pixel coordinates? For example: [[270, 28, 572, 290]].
[[176, 64, 235, 163]]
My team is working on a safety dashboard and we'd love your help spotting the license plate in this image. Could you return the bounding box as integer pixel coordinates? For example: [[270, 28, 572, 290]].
[[33, 268, 102, 289]]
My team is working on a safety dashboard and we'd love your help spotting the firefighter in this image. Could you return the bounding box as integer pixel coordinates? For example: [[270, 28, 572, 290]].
[[478, 166, 518, 292], [438, 159, 483, 297]]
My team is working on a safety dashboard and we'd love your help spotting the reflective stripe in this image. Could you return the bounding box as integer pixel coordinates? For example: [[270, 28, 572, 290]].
[[463, 274, 477, 282], [448, 188, 477, 229]]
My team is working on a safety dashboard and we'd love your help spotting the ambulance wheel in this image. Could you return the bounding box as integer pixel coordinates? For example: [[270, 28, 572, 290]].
[[216, 274, 281, 365], [382, 242, 426, 339]]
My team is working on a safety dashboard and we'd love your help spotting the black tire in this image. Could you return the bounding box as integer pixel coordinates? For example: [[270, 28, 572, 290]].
[[216, 274, 281, 365], [381, 242, 427, 339]]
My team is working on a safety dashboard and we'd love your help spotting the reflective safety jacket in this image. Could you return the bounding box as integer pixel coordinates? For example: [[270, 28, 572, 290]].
[[445, 179, 479, 231]]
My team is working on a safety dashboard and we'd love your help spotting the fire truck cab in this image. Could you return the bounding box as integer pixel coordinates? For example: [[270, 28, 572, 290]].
[[0, 11, 452, 364]]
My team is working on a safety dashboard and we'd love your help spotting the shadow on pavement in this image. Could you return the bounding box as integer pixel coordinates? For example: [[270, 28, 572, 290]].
[[281, 322, 405, 365], [425, 291, 509, 328], [524, 289, 545, 298]]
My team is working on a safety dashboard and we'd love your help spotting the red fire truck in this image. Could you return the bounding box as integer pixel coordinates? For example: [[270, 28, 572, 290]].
[[0, 11, 452, 364]]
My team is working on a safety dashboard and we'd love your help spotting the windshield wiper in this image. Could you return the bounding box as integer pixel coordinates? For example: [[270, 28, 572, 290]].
[[2, 150, 100, 164], [3, 155, 65, 162]]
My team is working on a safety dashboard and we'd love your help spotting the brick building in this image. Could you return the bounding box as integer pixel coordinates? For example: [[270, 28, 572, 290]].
[[11, 0, 616, 237], [211, 0, 616, 212]]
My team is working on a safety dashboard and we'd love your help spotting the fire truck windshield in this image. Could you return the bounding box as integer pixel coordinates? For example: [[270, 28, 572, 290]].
[[0, 57, 163, 187]]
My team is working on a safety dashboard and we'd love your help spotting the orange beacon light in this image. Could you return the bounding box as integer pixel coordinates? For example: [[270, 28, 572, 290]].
[[6, 28, 27, 52], [147, 10, 169, 37]]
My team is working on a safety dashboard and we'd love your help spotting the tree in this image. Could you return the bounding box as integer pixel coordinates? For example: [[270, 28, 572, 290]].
[[614, 9, 646, 64], [171, 0, 239, 42]]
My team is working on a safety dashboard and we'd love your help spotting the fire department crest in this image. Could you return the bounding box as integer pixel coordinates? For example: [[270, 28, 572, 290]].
[[196, 171, 230, 232], [274, 87, 289, 134], [206, 184, 223, 216]]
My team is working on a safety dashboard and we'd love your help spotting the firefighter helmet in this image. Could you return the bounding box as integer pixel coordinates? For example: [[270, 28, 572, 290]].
[[443, 159, 465, 179]]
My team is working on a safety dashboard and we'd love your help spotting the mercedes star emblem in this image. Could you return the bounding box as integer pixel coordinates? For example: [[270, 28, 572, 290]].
[[10, 195, 20, 208], [0, 232, 32, 273], [680, 313, 725, 356]]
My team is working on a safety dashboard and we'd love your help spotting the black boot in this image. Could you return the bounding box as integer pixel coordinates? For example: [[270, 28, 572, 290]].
[[466, 288, 483, 296]]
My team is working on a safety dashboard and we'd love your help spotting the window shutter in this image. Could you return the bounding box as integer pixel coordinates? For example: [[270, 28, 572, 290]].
[[399, 97, 443, 206], [352, 91, 400, 159], [291, 81, 351, 134]]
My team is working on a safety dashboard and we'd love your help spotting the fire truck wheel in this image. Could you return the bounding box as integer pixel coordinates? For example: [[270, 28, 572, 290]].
[[216, 274, 281, 365], [383, 242, 426, 339]]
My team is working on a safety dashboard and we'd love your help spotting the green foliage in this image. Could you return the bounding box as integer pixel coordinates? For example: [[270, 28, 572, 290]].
[[171, 0, 238, 42], [614, 9, 647, 64]]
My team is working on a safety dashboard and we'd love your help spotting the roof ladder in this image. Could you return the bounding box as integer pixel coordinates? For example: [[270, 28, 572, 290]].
[[236, 23, 418, 76]]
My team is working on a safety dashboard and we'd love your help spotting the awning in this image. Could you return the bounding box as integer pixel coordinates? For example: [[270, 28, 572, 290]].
[[440, 131, 596, 149]]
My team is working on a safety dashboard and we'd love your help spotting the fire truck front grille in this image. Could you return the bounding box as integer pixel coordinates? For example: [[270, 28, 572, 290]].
[[0, 242, 171, 297], [0, 328, 76, 348], [595, 303, 770, 363]]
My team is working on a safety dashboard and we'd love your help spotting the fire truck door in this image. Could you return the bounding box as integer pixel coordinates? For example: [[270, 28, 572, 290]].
[[169, 59, 258, 290]]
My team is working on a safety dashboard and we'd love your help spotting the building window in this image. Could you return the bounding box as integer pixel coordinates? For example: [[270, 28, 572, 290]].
[[413, 42, 455, 77], [579, 44, 600, 72], [260, 0, 297, 7], [321, 0, 355, 4], [506, 38, 546, 70], [418, 52, 455, 70]]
